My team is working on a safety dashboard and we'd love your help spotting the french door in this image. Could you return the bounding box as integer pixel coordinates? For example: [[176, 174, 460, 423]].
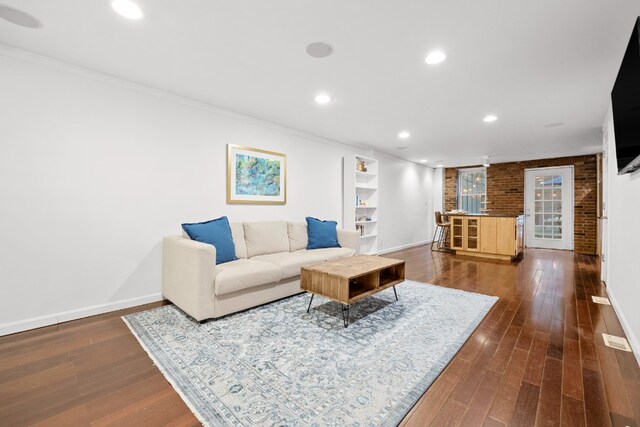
[[524, 166, 574, 250]]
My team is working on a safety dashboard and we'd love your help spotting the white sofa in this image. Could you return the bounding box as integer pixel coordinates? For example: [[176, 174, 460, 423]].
[[162, 221, 360, 321]]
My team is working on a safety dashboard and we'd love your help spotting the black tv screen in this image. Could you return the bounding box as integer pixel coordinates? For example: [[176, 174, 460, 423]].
[[612, 17, 640, 175]]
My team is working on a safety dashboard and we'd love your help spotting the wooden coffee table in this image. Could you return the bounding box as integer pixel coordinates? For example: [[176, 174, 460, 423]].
[[300, 255, 405, 327]]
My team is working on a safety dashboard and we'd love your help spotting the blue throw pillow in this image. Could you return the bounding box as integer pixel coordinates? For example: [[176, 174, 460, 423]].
[[306, 217, 341, 250], [181, 216, 238, 264]]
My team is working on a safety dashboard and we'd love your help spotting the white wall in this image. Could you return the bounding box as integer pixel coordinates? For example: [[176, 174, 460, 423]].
[[432, 167, 444, 215], [603, 108, 640, 363], [0, 48, 433, 335], [375, 151, 434, 252]]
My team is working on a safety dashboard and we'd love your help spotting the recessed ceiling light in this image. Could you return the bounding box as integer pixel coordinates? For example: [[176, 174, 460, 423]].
[[425, 50, 446, 65], [544, 122, 564, 128], [398, 131, 410, 139], [0, 5, 43, 28], [436, 162, 444, 168], [419, 159, 428, 163], [483, 115, 498, 123], [314, 93, 332, 104], [111, 0, 144, 20], [306, 42, 333, 58]]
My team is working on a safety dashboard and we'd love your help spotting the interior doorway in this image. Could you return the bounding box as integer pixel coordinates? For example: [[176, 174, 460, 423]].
[[524, 166, 574, 250]]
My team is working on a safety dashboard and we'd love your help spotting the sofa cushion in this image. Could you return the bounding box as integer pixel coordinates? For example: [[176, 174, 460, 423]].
[[214, 259, 282, 296], [182, 216, 238, 264], [306, 217, 341, 250], [255, 247, 356, 279], [252, 252, 309, 279], [229, 222, 247, 259], [243, 221, 289, 258], [288, 222, 308, 252], [295, 247, 357, 264]]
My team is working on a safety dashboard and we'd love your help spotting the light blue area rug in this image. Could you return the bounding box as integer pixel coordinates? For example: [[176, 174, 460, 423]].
[[123, 280, 497, 426]]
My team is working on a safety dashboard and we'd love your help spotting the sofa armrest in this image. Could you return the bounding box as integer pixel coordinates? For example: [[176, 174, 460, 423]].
[[162, 236, 216, 321], [337, 229, 361, 254]]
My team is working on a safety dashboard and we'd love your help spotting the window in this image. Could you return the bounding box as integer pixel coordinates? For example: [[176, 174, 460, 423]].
[[458, 168, 486, 214]]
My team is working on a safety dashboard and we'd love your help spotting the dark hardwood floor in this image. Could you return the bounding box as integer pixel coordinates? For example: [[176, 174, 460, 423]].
[[1, 247, 639, 426]]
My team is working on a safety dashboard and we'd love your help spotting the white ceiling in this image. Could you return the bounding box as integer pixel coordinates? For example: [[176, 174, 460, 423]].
[[1, 0, 639, 167]]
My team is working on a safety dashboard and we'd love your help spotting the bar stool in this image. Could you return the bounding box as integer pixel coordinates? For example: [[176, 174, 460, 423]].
[[431, 211, 452, 252]]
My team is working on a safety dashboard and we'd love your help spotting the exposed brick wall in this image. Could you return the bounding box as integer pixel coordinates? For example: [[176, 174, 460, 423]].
[[444, 155, 597, 254], [444, 168, 458, 214]]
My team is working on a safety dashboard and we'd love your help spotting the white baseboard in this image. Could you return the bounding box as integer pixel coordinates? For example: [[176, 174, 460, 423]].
[[606, 286, 640, 367], [0, 241, 428, 337], [378, 240, 431, 255], [0, 293, 163, 337]]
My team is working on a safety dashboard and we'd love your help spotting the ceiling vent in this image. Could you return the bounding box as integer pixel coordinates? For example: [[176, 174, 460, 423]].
[[544, 122, 564, 128], [306, 42, 333, 58], [0, 4, 42, 29]]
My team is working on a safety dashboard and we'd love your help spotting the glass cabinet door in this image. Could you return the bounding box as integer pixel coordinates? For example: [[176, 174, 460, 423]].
[[466, 218, 479, 251], [450, 216, 482, 251], [452, 218, 463, 249], [467, 218, 479, 251]]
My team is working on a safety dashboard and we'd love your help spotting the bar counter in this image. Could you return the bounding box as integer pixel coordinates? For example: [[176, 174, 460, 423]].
[[446, 213, 524, 261]]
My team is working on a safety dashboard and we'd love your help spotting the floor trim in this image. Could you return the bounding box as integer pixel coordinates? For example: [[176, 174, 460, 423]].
[[0, 293, 163, 336], [378, 240, 431, 255]]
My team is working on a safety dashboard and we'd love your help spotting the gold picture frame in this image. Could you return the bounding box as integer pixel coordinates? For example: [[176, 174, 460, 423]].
[[226, 144, 287, 204]]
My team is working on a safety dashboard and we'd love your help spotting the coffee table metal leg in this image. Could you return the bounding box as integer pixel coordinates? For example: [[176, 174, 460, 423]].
[[393, 286, 398, 301], [307, 293, 314, 313], [342, 304, 350, 328]]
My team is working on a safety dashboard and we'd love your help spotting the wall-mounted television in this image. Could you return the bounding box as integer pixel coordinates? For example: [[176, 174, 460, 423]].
[[611, 17, 640, 175]]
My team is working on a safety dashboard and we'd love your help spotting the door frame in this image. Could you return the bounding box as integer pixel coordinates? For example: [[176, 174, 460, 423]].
[[524, 165, 575, 250], [601, 110, 612, 284]]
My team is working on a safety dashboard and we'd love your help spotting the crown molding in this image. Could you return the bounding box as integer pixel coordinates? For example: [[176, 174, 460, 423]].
[[0, 43, 356, 151], [0, 43, 432, 169], [371, 149, 435, 170]]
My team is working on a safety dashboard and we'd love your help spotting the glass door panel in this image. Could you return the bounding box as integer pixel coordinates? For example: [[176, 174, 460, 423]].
[[526, 167, 573, 251], [533, 174, 563, 240]]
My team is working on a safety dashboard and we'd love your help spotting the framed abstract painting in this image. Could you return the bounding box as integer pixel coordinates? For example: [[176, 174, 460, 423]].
[[227, 144, 287, 204]]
